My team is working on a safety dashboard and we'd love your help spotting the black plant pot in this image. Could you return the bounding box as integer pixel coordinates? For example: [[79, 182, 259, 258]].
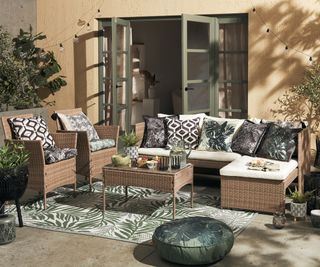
[[0, 166, 28, 227]]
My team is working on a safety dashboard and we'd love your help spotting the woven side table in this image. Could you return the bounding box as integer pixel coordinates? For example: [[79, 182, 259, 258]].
[[0, 214, 16, 245]]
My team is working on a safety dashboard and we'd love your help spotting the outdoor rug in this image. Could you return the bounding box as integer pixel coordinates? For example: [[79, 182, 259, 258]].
[[7, 182, 256, 244]]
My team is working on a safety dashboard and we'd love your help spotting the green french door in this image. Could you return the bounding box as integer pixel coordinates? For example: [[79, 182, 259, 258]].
[[99, 18, 132, 132], [182, 14, 219, 115]]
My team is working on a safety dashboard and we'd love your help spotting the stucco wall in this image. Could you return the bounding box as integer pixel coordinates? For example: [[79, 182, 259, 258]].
[[36, 0, 320, 130], [0, 0, 37, 35]]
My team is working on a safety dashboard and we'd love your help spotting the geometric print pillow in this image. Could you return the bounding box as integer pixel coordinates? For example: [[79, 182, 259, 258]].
[[8, 116, 55, 149], [165, 117, 200, 149]]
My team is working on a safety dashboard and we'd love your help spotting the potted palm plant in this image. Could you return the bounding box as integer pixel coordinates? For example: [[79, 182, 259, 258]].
[[0, 142, 29, 244], [120, 131, 140, 160], [288, 186, 314, 221]]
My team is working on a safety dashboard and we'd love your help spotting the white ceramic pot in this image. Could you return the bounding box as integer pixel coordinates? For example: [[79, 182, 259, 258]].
[[290, 202, 307, 219]]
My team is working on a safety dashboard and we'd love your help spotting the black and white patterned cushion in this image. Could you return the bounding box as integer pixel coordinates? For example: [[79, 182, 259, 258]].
[[44, 147, 77, 164], [61, 112, 100, 141], [140, 116, 167, 148], [9, 116, 55, 149], [165, 117, 200, 149]]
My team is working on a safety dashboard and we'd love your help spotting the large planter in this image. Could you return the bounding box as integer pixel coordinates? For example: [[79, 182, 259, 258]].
[[290, 202, 307, 220], [0, 165, 28, 227]]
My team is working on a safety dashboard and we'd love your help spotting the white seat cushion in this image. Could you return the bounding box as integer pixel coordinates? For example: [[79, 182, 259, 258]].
[[138, 148, 241, 162], [220, 155, 298, 180], [189, 150, 241, 162], [138, 147, 170, 157]]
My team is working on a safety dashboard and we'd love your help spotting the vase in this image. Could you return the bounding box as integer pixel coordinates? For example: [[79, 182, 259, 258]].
[[0, 214, 16, 245], [290, 202, 307, 220], [272, 211, 286, 229], [169, 140, 191, 169]]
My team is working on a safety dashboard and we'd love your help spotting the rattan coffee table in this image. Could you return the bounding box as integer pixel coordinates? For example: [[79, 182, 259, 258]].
[[102, 164, 194, 219]]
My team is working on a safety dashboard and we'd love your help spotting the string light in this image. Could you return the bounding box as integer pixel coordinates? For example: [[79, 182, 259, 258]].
[[86, 23, 91, 31], [59, 43, 64, 52], [73, 34, 79, 43], [97, 8, 101, 17], [252, 5, 314, 62]]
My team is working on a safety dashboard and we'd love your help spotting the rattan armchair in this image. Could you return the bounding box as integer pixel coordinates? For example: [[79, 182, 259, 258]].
[[1, 114, 77, 209], [53, 108, 119, 188]]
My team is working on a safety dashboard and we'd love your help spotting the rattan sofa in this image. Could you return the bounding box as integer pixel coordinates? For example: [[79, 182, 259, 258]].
[[1, 114, 77, 209], [134, 121, 311, 213], [54, 108, 119, 188]]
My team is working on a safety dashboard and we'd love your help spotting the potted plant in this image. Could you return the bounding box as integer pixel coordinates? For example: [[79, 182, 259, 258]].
[[120, 131, 140, 160], [288, 186, 314, 221], [0, 142, 29, 237]]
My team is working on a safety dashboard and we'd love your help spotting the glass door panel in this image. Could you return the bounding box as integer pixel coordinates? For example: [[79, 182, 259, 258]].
[[99, 18, 131, 132], [182, 14, 218, 115]]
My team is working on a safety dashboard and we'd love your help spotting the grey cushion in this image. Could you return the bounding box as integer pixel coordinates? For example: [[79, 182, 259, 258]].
[[9, 116, 55, 149], [140, 116, 167, 148], [44, 147, 77, 164], [57, 112, 100, 141], [90, 139, 115, 152], [231, 120, 268, 156], [153, 216, 234, 265]]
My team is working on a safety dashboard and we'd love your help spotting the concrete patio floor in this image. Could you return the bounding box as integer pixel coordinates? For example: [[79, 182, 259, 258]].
[[1, 177, 319, 267]]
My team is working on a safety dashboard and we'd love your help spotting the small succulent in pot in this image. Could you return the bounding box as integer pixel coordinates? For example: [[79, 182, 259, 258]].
[[120, 131, 140, 160], [288, 186, 314, 220]]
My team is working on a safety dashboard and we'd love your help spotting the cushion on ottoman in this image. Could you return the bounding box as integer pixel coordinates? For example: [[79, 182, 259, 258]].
[[220, 155, 298, 180], [152, 216, 234, 265]]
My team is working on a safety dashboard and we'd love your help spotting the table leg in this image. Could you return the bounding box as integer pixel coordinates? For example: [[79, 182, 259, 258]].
[[125, 186, 128, 200], [102, 181, 106, 214], [191, 182, 194, 208], [173, 192, 176, 220]]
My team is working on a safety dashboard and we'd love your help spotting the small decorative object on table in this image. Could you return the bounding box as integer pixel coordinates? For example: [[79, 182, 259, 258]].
[[120, 131, 140, 164], [169, 140, 191, 169], [272, 211, 286, 229], [111, 154, 130, 167], [146, 160, 157, 170], [288, 186, 314, 221], [248, 159, 280, 172], [158, 156, 169, 171]]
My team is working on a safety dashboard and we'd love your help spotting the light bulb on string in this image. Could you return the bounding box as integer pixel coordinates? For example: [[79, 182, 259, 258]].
[[59, 43, 64, 52], [309, 56, 313, 62], [86, 23, 91, 31], [97, 9, 101, 17], [285, 45, 288, 50], [252, 8, 256, 12], [266, 28, 270, 33], [73, 34, 79, 43]]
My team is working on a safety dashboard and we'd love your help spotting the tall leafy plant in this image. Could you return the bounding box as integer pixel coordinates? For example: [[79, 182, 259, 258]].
[[0, 26, 67, 110], [271, 63, 320, 133]]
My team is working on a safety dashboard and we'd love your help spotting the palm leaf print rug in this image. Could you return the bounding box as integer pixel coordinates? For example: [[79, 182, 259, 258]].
[[7, 182, 256, 244]]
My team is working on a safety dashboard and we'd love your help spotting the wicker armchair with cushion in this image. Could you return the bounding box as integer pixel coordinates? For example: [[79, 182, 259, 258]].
[[1, 114, 77, 209], [53, 108, 119, 188]]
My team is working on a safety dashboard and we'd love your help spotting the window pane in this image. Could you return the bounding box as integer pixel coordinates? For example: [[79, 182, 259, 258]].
[[188, 52, 209, 80], [187, 21, 209, 50], [219, 54, 248, 81], [187, 82, 210, 111]]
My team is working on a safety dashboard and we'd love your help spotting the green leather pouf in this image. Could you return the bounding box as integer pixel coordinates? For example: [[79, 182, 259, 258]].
[[152, 216, 234, 265], [0, 214, 16, 245]]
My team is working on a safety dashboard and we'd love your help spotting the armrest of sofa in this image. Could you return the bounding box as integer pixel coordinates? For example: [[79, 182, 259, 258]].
[[51, 132, 77, 149], [134, 122, 145, 147], [297, 128, 311, 192]]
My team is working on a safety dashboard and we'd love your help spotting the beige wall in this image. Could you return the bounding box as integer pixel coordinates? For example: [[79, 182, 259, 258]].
[[37, 0, 320, 130]]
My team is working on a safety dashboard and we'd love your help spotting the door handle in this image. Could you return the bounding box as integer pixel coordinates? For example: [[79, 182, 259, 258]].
[[185, 87, 195, 91], [116, 84, 123, 88]]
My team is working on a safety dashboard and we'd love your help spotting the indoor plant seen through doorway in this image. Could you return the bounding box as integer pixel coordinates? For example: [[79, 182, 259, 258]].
[[288, 186, 314, 221]]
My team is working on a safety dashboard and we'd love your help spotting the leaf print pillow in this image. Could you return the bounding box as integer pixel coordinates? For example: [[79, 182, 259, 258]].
[[256, 123, 297, 161], [197, 118, 243, 152]]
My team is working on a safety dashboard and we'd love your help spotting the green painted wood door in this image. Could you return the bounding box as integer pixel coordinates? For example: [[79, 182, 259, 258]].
[[181, 14, 219, 115], [99, 18, 132, 132]]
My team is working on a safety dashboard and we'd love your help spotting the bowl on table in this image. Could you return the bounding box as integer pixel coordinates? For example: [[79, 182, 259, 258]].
[[310, 209, 320, 228]]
